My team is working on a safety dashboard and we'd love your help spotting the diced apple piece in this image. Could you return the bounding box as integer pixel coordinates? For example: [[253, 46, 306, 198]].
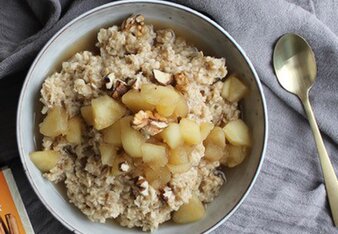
[[172, 195, 205, 224], [39, 107, 68, 137], [91, 95, 127, 130], [120, 116, 146, 158], [221, 76, 248, 102], [161, 123, 184, 149], [204, 143, 223, 162], [99, 143, 117, 166], [80, 105, 93, 126], [141, 84, 179, 105], [144, 166, 171, 189], [141, 143, 168, 169], [173, 94, 189, 118], [121, 89, 155, 112], [226, 145, 248, 168], [223, 119, 251, 146], [140, 83, 161, 105], [168, 146, 189, 165], [228, 76, 248, 102], [140, 84, 180, 117], [102, 119, 122, 146], [167, 163, 192, 174], [204, 127, 225, 162], [155, 88, 180, 117], [29, 150, 61, 172], [200, 122, 214, 141], [156, 102, 177, 117], [221, 77, 231, 100], [66, 116, 83, 144], [179, 118, 201, 145], [205, 127, 226, 148]]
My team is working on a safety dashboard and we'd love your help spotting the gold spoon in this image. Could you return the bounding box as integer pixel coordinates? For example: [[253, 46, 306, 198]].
[[273, 33, 338, 227]]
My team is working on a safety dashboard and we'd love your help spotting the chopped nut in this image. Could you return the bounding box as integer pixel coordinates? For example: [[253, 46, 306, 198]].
[[121, 14, 145, 37], [160, 186, 173, 202], [135, 15, 145, 23], [214, 169, 227, 182], [153, 69, 173, 85], [215, 113, 225, 126], [119, 162, 130, 172], [140, 188, 149, 196], [174, 72, 189, 92], [135, 176, 149, 196], [112, 79, 130, 99], [41, 106, 49, 115], [134, 176, 145, 185], [132, 110, 168, 136], [109, 77, 137, 99], [150, 121, 168, 129], [132, 76, 142, 90], [136, 31, 143, 37], [74, 79, 93, 97], [104, 73, 115, 89], [156, 29, 175, 44], [101, 166, 110, 177], [125, 77, 137, 87], [121, 16, 134, 30], [90, 83, 98, 89], [132, 110, 150, 129]]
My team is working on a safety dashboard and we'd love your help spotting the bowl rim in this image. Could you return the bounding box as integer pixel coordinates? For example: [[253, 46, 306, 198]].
[[16, 0, 268, 233]]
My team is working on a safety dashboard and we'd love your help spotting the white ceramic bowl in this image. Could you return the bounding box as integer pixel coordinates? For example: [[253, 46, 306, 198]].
[[17, 1, 268, 233]]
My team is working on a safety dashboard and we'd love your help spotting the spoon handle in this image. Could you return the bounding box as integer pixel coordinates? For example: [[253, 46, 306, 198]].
[[301, 93, 338, 227]]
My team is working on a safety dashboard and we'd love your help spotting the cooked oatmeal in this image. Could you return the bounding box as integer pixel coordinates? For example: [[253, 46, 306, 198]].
[[30, 15, 251, 232]]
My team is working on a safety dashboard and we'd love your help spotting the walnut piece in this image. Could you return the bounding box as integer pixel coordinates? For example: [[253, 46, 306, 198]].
[[119, 162, 130, 172], [106, 77, 137, 99], [135, 176, 149, 196], [112, 79, 130, 99], [156, 29, 175, 44], [132, 110, 168, 136], [214, 169, 227, 182], [160, 186, 174, 202], [121, 14, 145, 37], [132, 76, 142, 90], [153, 69, 173, 85], [104, 73, 115, 89], [174, 72, 189, 92]]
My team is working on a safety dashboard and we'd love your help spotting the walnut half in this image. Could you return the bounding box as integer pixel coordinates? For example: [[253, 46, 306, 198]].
[[132, 110, 168, 136]]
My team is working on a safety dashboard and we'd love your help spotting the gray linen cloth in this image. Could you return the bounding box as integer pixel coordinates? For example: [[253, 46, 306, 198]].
[[1, 0, 338, 233]]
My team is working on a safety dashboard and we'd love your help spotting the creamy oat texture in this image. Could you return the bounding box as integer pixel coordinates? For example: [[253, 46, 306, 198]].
[[40, 15, 240, 231]]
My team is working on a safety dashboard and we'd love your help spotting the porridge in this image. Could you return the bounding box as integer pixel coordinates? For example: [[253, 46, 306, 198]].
[[29, 15, 251, 232]]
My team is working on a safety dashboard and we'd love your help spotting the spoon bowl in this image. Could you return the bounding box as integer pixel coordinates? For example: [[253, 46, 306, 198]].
[[273, 33, 317, 98]]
